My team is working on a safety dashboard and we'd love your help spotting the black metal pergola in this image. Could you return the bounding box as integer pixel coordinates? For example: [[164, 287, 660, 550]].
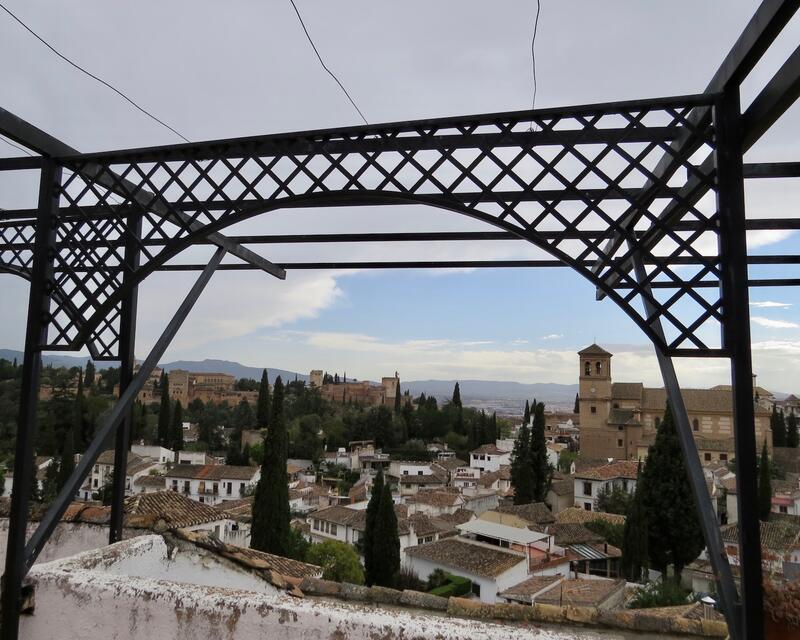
[[1, 1, 799, 638]]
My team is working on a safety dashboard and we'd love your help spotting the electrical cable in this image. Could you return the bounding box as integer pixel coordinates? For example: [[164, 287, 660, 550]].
[[0, 134, 34, 156], [287, 0, 369, 126], [0, 2, 190, 143], [531, 0, 541, 113]]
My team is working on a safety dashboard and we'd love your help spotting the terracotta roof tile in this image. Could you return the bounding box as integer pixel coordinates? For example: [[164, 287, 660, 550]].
[[405, 538, 526, 578], [535, 578, 625, 607], [547, 523, 603, 546], [166, 464, 258, 481], [123, 491, 229, 529], [578, 344, 611, 356], [555, 507, 626, 526], [574, 460, 639, 481], [499, 575, 562, 603], [496, 502, 555, 525]]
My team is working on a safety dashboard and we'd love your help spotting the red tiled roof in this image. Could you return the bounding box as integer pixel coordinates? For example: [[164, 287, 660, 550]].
[[574, 460, 639, 481]]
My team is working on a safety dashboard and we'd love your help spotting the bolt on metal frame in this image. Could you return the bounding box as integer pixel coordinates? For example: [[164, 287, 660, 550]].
[[1, 1, 799, 638]]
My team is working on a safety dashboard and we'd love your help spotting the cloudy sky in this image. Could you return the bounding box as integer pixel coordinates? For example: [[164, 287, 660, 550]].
[[1, 1, 798, 391]]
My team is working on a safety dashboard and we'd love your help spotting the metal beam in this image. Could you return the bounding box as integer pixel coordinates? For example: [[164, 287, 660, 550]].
[[0, 159, 61, 640], [715, 89, 764, 640], [743, 161, 800, 178], [629, 251, 741, 640], [593, 0, 800, 297], [742, 44, 800, 150], [0, 106, 284, 280], [23, 246, 226, 572]]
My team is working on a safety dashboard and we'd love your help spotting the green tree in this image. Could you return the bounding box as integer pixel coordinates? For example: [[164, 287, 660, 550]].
[[573, 393, 579, 414], [511, 422, 533, 504], [73, 374, 88, 449], [231, 398, 255, 430], [83, 360, 96, 388], [620, 461, 648, 582], [363, 469, 385, 585], [307, 540, 364, 584], [285, 527, 311, 562], [41, 458, 60, 503], [256, 369, 270, 428], [157, 372, 171, 447], [595, 485, 633, 515], [758, 439, 772, 522], [523, 400, 530, 427], [394, 382, 401, 413], [294, 414, 322, 461], [370, 483, 400, 587], [529, 401, 552, 502], [452, 382, 462, 408], [170, 400, 185, 452], [638, 403, 704, 578], [251, 376, 290, 555], [771, 406, 787, 448], [787, 413, 799, 448], [56, 426, 75, 492]]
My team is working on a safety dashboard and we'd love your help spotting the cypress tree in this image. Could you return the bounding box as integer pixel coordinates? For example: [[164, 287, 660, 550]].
[[573, 393, 579, 414], [452, 382, 462, 408], [394, 382, 401, 413], [620, 461, 648, 582], [638, 403, 704, 577], [523, 400, 530, 427], [363, 470, 385, 586], [758, 439, 772, 521], [74, 374, 87, 449], [171, 401, 184, 452], [83, 360, 95, 388], [511, 422, 533, 504], [489, 412, 498, 443], [56, 426, 76, 492], [251, 377, 290, 555], [771, 406, 787, 447], [530, 401, 552, 502], [787, 413, 799, 448], [256, 369, 270, 429], [157, 373, 171, 447], [372, 483, 400, 587]]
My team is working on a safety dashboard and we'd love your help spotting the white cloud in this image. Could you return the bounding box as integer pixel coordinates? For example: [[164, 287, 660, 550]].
[[541, 334, 564, 340], [750, 301, 792, 309], [752, 317, 800, 330]]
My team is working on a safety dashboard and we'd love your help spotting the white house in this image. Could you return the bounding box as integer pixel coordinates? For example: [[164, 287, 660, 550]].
[[2, 456, 54, 497], [131, 444, 174, 464], [165, 464, 260, 505], [772, 476, 800, 517], [453, 467, 480, 492], [469, 444, 512, 473], [405, 488, 466, 517], [176, 450, 213, 465], [404, 537, 530, 603], [389, 461, 448, 496], [573, 460, 638, 512], [82, 450, 163, 500], [307, 505, 456, 564]]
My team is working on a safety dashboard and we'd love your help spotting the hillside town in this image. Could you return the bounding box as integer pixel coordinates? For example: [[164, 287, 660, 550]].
[[1, 344, 798, 637]]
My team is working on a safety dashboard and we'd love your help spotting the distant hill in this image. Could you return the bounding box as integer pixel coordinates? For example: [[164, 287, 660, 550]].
[[159, 359, 307, 384], [402, 379, 580, 413], [0, 350, 306, 384]]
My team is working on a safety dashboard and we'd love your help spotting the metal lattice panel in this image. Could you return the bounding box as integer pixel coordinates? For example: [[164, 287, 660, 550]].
[[1, 94, 720, 358]]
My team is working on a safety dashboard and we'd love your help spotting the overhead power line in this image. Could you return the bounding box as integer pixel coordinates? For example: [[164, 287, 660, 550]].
[[531, 0, 541, 113], [0, 2, 190, 143], [287, 0, 369, 126], [0, 134, 34, 156]]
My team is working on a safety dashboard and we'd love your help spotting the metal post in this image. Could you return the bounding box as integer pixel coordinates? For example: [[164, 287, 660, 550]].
[[109, 212, 142, 543], [0, 159, 61, 640], [714, 88, 764, 640], [629, 252, 741, 640]]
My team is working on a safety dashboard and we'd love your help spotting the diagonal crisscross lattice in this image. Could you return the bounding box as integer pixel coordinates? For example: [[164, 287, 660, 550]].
[[0, 94, 723, 358]]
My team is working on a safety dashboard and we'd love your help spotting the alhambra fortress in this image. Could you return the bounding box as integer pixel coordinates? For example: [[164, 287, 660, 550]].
[[577, 344, 773, 463]]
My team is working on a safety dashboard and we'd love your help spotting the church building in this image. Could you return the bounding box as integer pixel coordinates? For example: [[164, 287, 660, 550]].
[[577, 344, 772, 463]]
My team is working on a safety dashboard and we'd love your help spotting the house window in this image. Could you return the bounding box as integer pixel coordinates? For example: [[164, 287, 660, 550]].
[[239, 482, 245, 495], [199, 496, 204, 503], [583, 482, 592, 496], [226, 482, 232, 495], [585, 362, 591, 376], [692, 419, 699, 432], [613, 403, 619, 409], [596, 362, 602, 375], [213, 483, 219, 495], [584, 502, 592, 511], [780, 506, 788, 514], [622, 480, 628, 491], [471, 582, 481, 598], [198, 481, 206, 494], [590, 406, 596, 414], [314, 519, 320, 530], [618, 425, 623, 431], [704, 453, 712, 462], [403, 470, 409, 475], [617, 439, 623, 448], [183, 481, 190, 493], [330, 523, 337, 536], [94, 465, 99, 473], [93, 479, 98, 488], [172, 480, 178, 491], [417, 470, 423, 475], [719, 453, 728, 462]]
